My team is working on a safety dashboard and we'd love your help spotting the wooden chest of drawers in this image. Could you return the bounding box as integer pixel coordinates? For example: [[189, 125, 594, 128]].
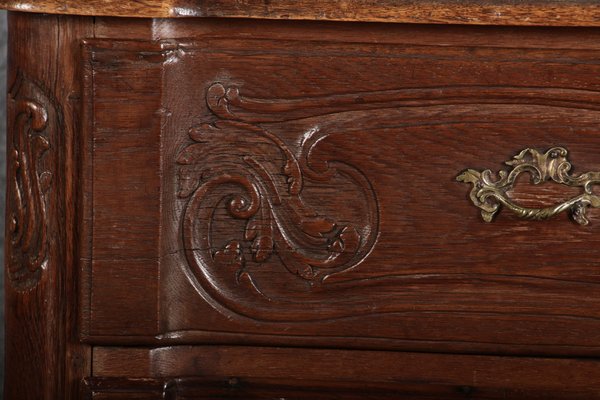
[[6, 1, 600, 398]]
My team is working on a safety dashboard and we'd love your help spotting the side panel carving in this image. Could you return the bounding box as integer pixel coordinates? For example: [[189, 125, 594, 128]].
[[6, 72, 57, 291]]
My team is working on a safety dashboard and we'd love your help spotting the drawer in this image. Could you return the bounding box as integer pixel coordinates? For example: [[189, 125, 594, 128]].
[[85, 346, 600, 399], [80, 24, 600, 356]]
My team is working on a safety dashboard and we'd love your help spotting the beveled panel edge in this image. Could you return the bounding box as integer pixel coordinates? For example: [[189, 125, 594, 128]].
[[3, 0, 600, 27]]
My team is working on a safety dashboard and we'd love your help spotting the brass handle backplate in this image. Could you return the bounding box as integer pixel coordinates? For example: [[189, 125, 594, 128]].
[[456, 147, 600, 225]]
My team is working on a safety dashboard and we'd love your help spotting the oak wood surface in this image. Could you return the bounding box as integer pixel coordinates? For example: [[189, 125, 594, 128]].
[[89, 345, 600, 399], [3, 0, 600, 26], [9, 10, 600, 400], [5, 12, 92, 400], [82, 376, 600, 399], [80, 24, 600, 358]]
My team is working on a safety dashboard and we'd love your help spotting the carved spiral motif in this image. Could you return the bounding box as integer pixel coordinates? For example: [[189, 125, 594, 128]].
[[7, 75, 55, 290], [177, 83, 379, 296]]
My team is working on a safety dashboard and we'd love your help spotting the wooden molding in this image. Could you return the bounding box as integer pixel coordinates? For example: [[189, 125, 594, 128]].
[[3, 0, 600, 26]]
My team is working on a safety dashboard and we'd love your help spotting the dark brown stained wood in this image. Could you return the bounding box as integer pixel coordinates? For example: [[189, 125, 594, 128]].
[[5, 12, 93, 400], [80, 39, 163, 336], [82, 378, 166, 399], [12, 9, 600, 400], [82, 376, 600, 400], [90, 345, 600, 399], [4, 0, 600, 26], [80, 25, 600, 358], [94, 16, 600, 46]]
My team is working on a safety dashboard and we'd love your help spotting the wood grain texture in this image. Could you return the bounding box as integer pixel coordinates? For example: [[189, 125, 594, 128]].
[[80, 24, 600, 357], [90, 345, 600, 399], [83, 376, 600, 399], [80, 38, 163, 336], [11, 10, 600, 400], [3, 0, 600, 26], [4, 12, 92, 400]]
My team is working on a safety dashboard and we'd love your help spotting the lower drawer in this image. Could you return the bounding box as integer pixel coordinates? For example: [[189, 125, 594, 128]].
[[85, 345, 600, 399], [81, 23, 600, 356]]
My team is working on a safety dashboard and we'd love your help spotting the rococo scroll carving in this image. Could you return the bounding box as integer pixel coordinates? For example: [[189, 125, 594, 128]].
[[6, 74, 58, 290], [177, 83, 379, 287], [457, 147, 600, 225]]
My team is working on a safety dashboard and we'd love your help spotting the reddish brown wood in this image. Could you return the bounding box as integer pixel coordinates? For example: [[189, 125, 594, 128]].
[[90, 345, 600, 399], [79, 27, 600, 358], [10, 9, 600, 400], [5, 12, 93, 400], [3, 0, 600, 26], [80, 39, 163, 337], [82, 378, 166, 399], [83, 376, 600, 400]]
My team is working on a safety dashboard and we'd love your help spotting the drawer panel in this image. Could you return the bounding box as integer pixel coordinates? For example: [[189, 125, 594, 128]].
[[81, 26, 600, 354], [86, 346, 600, 400]]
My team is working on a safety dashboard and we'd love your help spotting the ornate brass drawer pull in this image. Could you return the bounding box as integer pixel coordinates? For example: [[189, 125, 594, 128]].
[[456, 147, 600, 225]]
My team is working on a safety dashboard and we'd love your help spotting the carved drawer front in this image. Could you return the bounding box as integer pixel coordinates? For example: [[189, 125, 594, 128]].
[[81, 30, 600, 355]]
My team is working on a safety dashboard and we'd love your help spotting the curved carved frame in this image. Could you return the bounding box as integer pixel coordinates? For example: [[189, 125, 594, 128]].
[[175, 79, 600, 323], [174, 83, 386, 321]]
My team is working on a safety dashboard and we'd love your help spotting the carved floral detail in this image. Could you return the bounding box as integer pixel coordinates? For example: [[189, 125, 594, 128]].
[[6, 74, 56, 290], [177, 83, 379, 285]]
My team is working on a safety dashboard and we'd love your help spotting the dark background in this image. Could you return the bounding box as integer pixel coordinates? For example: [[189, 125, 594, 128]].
[[1, 9, 8, 393]]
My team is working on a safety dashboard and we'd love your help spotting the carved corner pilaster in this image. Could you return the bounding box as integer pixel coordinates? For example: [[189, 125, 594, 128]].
[[6, 72, 59, 291]]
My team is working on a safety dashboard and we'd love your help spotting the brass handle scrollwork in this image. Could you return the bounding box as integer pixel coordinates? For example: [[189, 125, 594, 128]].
[[456, 147, 600, 225]]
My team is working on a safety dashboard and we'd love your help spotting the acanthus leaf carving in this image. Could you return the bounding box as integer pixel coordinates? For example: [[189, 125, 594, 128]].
[[177, 83, 379, 290], [6, 73, 58, 291]]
